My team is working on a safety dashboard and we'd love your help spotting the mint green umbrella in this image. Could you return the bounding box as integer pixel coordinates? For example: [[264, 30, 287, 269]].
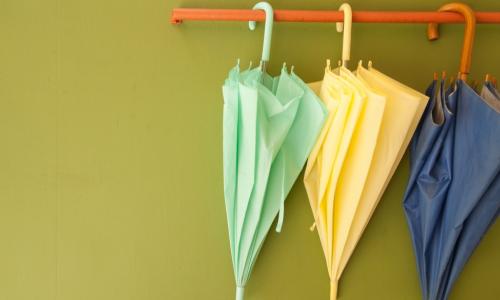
[[222, 3, 327, 299]]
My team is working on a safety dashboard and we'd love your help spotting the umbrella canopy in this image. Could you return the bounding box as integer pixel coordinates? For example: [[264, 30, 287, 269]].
[[430, 80, 500, 300], [404, 79, 500, 300], [305, 61, 388, 299], [337, 63, 428, 277], [440, 82, 500, 300], [305, 63, 365, 300], [223, 63, 327, 300], [403, 77, 455, 299]]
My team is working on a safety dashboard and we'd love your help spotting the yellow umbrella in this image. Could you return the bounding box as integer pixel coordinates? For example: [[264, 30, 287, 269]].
[[305, 61, 364, 274], [305, 4, 393, 298], [306, 63, 387, 299], [330, 65, 387, 285], [305, 3, 394, 298], [337, 61, 428, 277]]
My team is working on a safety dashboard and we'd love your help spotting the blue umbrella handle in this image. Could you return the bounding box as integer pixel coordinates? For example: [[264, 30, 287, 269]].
[[249, 2, 274, 67], [236, 286, 245, 300]]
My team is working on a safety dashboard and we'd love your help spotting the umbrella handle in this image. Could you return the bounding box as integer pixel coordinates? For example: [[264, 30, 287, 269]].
[[427, 3, 476, 81], [336, 3, 352, 67], [249, 2, 274, 69]]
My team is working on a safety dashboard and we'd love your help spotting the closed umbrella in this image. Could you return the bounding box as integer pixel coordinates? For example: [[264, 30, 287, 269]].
[[427, 79, 500, 300], [305, 61, 365, 300], [223, 3, 327, 299], [403, 76, 455, 299], [438, 81, 500, 300], [403, 3, 500, 299], [305, 6, 370, 299]]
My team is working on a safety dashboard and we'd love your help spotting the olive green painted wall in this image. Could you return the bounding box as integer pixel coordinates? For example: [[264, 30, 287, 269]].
[[0, 0, 499, 299]]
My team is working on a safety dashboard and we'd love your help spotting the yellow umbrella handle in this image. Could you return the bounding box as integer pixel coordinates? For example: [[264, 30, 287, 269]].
[[427, 3, 476, 81]]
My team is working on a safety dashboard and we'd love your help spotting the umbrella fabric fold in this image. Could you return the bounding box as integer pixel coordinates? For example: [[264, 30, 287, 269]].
[[483, 80, 500, 100], [338, 65, 428, 277], [223, 63, 327, 300], [403, 78, 456, 299], [428, 80, 500, 300], [305, 64, 365, 299], [305, 63, 388, 300], [404, 78, 500, 300], [330, 66, 387, 292]]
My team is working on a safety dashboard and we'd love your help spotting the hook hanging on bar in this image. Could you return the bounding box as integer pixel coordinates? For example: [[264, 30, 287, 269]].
[[336, 3, 352, 67], [427, 3, 476, 80], [249, 2, 274, 72]]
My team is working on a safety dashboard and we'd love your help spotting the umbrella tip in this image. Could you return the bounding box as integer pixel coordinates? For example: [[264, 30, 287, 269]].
[[330, 281, 339, 300], [236, 286, 245, 300]]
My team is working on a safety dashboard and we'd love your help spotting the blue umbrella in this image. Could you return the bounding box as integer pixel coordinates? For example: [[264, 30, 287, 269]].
[[429, 80, 500, 300], [404, 78, 500, 300], [405, 4, 500, 299], [436, 81, 500, 300], [403, 76, 456, 300]]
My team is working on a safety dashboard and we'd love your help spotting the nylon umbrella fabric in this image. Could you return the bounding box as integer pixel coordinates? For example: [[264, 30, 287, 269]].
[[441, 84, 500, 300], [337, 64, 428, 278], [484, 79, 500, 99], [404, 79, 500, 300], [223, 63, 327, 300], [403, 78, 455, 299], [429, 80, 500, 300], [304, 62, 386, 299]]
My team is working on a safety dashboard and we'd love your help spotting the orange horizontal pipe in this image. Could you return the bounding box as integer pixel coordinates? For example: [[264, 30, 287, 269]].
[[171, 9, 500, 24]]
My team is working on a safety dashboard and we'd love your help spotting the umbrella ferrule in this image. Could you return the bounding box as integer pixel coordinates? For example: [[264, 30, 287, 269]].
[[330, 280, 338, 300], [236, 286, 245, 300]]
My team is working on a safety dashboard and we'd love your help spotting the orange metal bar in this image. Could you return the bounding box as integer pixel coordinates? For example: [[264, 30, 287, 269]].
[[171, 9, 500, 24]]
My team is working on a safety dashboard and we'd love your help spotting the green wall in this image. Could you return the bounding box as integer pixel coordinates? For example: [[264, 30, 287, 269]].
[[1, 0, 499, 299]]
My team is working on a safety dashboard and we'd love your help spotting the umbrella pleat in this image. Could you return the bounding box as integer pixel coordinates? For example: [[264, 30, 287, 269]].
[[338, 65, 427, 277], [332, 67, 386, 276], [404, 79, 456, 299], [429, 81, 500, 300], [237, 70, 303, 283], [304, 63, 427, 300], [223, 64, 327, 299], [404, 78, 500, 300]]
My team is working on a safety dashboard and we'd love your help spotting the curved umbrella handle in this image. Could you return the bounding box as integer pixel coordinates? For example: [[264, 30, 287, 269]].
[[249, 2, 274, 71], [336, 3, 352, 67], [427, 3, 476, 80]]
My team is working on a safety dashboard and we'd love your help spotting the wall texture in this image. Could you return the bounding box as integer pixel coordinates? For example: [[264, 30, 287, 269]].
[[0, 0, 499, 299]]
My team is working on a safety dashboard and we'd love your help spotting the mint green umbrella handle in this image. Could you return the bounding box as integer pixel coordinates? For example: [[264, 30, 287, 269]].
[[249, 2, 274, 66]]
